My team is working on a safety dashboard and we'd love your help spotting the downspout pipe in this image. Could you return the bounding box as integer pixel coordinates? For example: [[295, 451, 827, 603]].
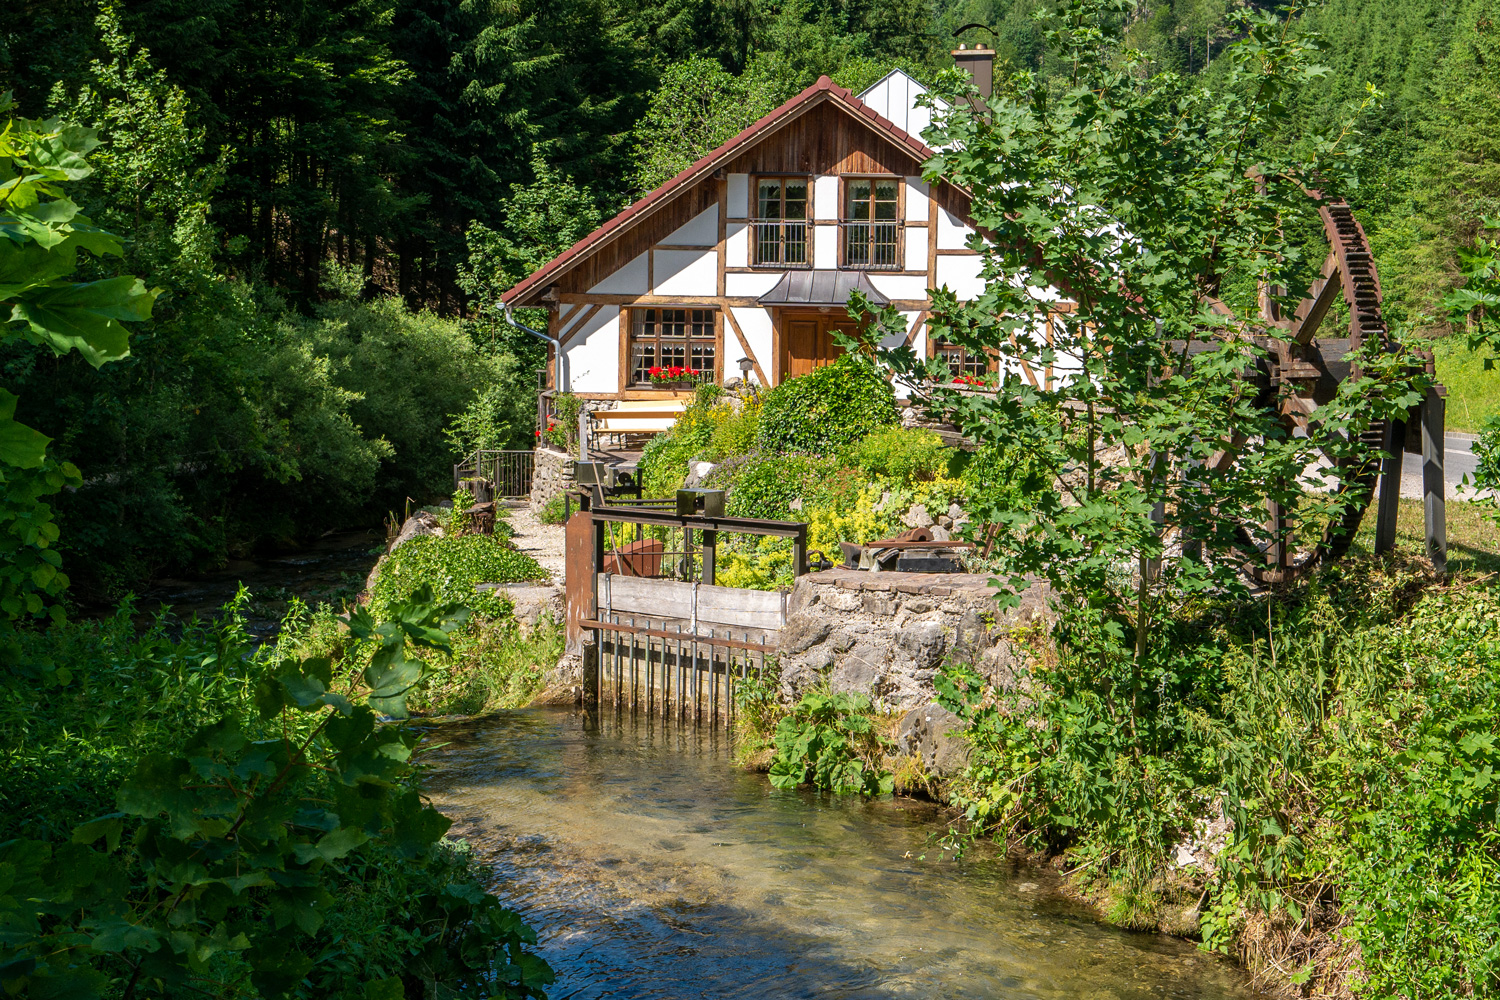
[[502, 302, 567, 392]]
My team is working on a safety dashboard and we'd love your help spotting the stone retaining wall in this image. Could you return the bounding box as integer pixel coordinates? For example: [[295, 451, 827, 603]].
[[529, 446, 575, 510], [778, 568, 1051, 711]]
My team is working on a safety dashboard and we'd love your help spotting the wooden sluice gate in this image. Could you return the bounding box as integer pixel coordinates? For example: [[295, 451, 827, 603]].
[[564, 485, 807, 730], [591, 575, 785, 725]]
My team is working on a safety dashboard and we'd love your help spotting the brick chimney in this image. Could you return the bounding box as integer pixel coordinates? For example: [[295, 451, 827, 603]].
[[952, 43, 995, 101]]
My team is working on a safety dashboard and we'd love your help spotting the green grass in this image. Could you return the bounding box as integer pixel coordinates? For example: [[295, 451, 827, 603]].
[[1351, 496, 1500, 575], [1432, 336, 1500, 433]]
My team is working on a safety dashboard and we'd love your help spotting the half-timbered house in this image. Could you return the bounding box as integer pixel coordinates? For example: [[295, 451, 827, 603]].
[[503, 59, 1050, 417]]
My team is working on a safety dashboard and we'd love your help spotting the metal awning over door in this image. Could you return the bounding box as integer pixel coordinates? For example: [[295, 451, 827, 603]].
[[756, 270, 890, 306]]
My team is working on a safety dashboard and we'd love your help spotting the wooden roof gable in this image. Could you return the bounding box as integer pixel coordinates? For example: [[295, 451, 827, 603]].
[[501, 74, 965, 308]]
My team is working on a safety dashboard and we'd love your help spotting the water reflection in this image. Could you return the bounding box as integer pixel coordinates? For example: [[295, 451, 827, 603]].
[[422, 709, 1253, 1000]]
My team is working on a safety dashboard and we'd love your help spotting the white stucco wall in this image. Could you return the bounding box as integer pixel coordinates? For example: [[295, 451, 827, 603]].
[[814, 224, 838, 268], [563, 306, 620, 392], [727, 174, 749, 218], [653, 249, 717, 295], [725, 271, 784, 297], [589, 252, 647, 294], [904, 177, 928, 222], [936, 208, 970, 251], [725, 221, 749, 267], [904, 225, 928, 272], [813, 175, 839, 221], [664, 205, 718, 246], [730, 307, 774, 385], [857, 70, 944, 140], [868, 273, 930, 301], [935, 255, 986, 299]]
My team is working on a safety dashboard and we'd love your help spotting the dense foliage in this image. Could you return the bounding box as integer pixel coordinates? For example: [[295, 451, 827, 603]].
[[756, 353, 898, 454], [368, 533, 546, 622], [0, 589, 554, 999], [938, 568, 1500, 996], [768, 690, 894, 797]]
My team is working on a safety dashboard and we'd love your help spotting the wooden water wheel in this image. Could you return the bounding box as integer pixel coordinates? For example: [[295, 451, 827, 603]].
[[1216, 194, 1449, 583]]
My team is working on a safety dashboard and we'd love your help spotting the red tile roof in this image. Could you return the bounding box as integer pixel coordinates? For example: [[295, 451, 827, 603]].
[[501, 75, 944, 307]]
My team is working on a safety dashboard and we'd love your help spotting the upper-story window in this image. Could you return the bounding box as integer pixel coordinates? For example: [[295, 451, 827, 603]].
[[753, 177, 809, 266], [843, 177, 900, 268]]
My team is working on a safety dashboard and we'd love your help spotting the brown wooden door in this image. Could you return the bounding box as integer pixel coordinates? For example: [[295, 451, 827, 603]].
[[780, 313, 851, 381]]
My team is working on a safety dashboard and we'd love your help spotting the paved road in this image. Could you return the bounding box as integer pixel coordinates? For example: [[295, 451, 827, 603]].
[[1399, 431, 1488, 499]]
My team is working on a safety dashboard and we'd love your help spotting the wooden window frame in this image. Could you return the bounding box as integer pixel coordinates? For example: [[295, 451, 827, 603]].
[[750, 175, 812, 268], [839, 175, 904, 270], [928, 332, 996, 380], [623, 306, 721, 390]]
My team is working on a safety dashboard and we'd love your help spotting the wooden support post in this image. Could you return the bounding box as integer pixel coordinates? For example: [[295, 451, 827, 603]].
[[577, 410, 590, 461], [581, 641, 599, 709], [1422, 389, 1448, 574], [1180, 451, 1203, 564], [1373, 419, 1403, 554], [702, 529, 717, 586], [1266, 494, 1288, 578]]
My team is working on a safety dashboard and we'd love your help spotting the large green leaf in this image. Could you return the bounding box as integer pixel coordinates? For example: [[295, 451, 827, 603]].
[[0, 388, 49, 468], [11, 275, 155, 366]]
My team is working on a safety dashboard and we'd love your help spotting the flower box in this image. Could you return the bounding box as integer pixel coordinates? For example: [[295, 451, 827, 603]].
[[646, 365, 710, 389]]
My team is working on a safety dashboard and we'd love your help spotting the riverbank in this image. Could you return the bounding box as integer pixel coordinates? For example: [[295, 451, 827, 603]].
[[734, 541, 1500, 999]]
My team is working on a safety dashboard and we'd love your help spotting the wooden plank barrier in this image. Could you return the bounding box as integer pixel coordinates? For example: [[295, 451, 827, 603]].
[[586, 572, 786, 727]]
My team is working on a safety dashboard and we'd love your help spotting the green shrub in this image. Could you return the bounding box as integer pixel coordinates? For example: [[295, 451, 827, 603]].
[[639, 394, 762, 497], [538, 494, 571, 525], [937, 570, 1500, 994], [957, 440, 1051, 520], [369, 534, 546, 620], [846, 426, 954, 482], [757, 353, 898, 454], [769, 689, 893, 797], [0, 589, 555, 999], [707, 396, 761, 461], [709, 452, 844, 519]]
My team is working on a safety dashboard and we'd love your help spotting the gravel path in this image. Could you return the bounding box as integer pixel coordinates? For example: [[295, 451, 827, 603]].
[[504, 502, 567, 583]]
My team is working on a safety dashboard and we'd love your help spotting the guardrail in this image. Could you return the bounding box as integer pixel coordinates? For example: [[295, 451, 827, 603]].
[[452, 450, 534, 498]]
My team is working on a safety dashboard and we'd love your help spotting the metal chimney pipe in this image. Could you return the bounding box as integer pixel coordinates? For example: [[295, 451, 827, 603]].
[[951, 42, 996, 100]]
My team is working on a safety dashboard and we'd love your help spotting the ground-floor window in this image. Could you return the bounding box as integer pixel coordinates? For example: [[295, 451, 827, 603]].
[[629, 308, 716, 384], [933, 338, 991, 380]]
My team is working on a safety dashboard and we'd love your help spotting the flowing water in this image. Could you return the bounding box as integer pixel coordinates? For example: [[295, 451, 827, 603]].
[[424, 709, 1255, 1000]]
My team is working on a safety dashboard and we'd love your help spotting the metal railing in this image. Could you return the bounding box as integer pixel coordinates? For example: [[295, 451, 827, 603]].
[[751, 218, 809, 266], [841, 221, 901, 269], [452, 450, 535, 498]]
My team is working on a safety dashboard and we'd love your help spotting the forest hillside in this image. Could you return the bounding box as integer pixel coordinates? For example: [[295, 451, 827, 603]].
[[3, 0, 1496, 597]]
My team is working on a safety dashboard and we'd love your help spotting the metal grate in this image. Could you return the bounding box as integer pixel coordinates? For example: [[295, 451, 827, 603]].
[[841, 221, 901, 268], [589, 612, 776, 728], [752, 219, 809, 266]]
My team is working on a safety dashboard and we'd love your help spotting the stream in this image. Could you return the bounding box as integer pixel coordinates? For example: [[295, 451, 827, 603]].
[[423, 709, 1255, 1000]]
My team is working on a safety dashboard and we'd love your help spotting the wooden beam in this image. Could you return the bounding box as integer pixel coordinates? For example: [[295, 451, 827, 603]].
[[719, 302, 769, 386], [558, 303, 601, 343], [561, 292, 758, 307], [1292, 253, 1342, 346], [904, 311, 928, 347], [1374, 418, 1402, 554]]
